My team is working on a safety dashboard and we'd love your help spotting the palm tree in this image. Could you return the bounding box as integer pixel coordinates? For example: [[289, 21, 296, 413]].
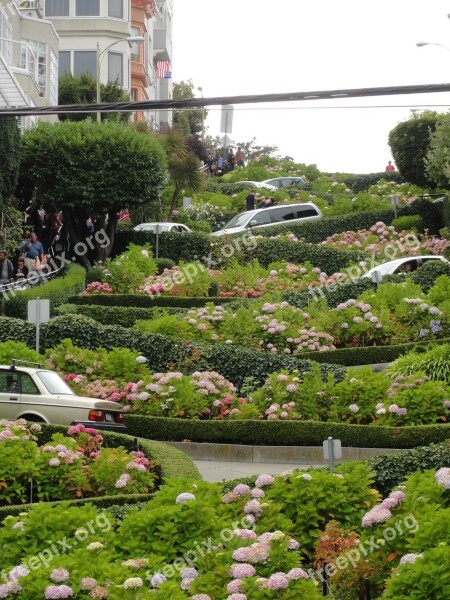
[[161, 131, 207, 221]]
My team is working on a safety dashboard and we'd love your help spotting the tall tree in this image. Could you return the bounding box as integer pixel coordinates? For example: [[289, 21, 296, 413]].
[[426, 113, 450, 188], [160, 130, 206, 220], [0, 117, 20, 207], [388, 111, 440, 187], [172, 80, 205, 138], [58, 73, 130, 122], [17, 120, 167, 265]]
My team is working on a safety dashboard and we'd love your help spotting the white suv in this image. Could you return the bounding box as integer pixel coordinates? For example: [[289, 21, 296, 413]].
[[0, 360, 126, 431], [211, 202, 322, 236]]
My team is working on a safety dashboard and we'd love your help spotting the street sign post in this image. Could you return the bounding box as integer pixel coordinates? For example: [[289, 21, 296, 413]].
[[28, 298, 50, 353], [323, 437, 342, 472]]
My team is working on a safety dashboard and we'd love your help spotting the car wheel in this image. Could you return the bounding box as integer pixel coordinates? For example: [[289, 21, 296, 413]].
[[21, 414, 46, 423]]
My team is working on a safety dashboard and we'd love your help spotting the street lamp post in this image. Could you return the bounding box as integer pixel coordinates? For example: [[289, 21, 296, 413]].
[[416, 41, 450, 52], [197, 86, 205, 142], [96, 35, 144, 122]]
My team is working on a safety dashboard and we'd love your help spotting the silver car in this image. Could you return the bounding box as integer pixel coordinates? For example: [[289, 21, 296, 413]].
[[0, 360, 126, 431]]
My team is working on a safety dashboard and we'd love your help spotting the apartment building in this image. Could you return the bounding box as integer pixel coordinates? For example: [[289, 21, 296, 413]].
[[0, 0, 172, 129], [0, 0, 59, 127]]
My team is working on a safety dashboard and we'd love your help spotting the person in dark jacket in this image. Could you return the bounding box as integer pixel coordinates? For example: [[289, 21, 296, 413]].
[[0, 251, 14, 284]]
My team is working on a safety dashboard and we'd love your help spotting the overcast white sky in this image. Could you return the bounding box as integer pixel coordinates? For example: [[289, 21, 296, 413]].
[[172, 0, 450, 174]]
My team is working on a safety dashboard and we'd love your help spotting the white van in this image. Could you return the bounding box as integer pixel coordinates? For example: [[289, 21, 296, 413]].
[[211, 202, 322, 237]]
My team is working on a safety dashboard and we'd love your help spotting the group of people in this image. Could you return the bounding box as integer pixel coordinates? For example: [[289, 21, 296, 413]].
[[245, 189, 277, 211], [205, 147, 246, 177], [0, 251, 29, 286]]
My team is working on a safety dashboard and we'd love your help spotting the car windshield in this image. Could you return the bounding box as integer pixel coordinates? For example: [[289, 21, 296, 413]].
[[37, 371, 75, 395], [222, 212, 252, 229]]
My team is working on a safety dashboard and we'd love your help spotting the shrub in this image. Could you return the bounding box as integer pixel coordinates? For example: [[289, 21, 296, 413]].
[[342, 171, 404, 193], [55, 303, 187, 327], [388, 343, 450, 383], [392, 214, 424, 233], [67, 293, 241, 308], [410, 260, 450, 292], [154, 257, 175, 274], [86, 264, 106, 285], [1, 263, 85, 319], [0, 318, 35, 346]]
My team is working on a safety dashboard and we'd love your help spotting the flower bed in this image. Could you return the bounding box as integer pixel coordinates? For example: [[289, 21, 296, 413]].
[[0, 421, 157, 506]]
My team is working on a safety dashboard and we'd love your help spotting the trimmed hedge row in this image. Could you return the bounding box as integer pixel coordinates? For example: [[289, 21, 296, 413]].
[[124, 415, 450, 449], [368, 440, 450, 496], [1, 264, 85, 320], [67, 294, 242, 308], [57, 303, 188, 326], [243, 239, 361, 273], [112, 229, 211, 261], [0, 423, 200, 520], [30, 314, 344, 389]]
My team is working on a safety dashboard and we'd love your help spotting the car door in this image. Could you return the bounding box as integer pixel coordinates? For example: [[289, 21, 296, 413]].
[[17, 372, 42, 419], [0, 369, 21, 419]]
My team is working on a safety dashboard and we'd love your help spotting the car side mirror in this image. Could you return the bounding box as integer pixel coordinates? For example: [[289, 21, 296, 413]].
[[248, 220, 258, 228], [370, 270, 383, 284]]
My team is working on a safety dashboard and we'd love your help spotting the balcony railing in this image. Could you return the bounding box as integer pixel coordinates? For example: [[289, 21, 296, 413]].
[[0, 37, 39, 89]]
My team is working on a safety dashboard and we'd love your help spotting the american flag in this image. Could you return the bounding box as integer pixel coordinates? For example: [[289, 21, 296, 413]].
[[156, 61, 172, 78]]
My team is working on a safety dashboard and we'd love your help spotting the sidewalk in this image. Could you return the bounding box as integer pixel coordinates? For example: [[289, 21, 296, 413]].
[[193, 460, 323, 482]]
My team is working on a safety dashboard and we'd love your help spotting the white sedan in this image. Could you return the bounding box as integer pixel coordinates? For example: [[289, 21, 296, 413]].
[[363, 255, 449, 279], [0, 360, 126, 430], [133, 222, 192, 233], [234, 181, 278, 191]]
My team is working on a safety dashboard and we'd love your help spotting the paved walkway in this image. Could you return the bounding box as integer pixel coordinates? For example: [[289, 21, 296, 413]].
[[193, 460, 323, 482]]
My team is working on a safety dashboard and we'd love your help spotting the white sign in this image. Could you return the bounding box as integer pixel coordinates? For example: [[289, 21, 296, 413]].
[[220, 105, 234, 133], [182, 196, 192, 208], [323, 438, 342, 460], [27, 299, 50, 324]]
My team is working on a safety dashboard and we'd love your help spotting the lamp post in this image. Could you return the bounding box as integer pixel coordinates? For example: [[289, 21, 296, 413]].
[[96, 35, 144, 122], [197, 85, 205, 142]]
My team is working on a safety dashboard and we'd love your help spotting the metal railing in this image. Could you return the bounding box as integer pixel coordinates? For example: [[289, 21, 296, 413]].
[[0, 37, 39, 88], [0, 265, 64, 297]]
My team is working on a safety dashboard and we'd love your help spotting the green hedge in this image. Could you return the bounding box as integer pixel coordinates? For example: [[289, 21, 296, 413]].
[[57, 303, 188, 326], [0, 424, 200, 520], [243, 239, 361, 273], [66, 294, 242, 308], [112, 230, 211, 261], [1, 264, 85, 319], [36, 314, 345, 389], [341, 171, 404, 193], [124, 415, 450, 449], [0, 316, 35, 345], [368, 440, 450, 496], [283, 278, 377, 308]]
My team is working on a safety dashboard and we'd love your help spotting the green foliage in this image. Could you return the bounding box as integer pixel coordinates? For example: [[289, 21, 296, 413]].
[[104, 243, 157, 293], [86, 264, 106, 285], [0, 116, 20, 204], [68, 293, 242, 308], [410, 261, 450, 292], [389, 343, 450, 383], [0, 203, 23, 257], [55, 303, 187, 327], [172, 80, 204, 137], [388, 111, 440, 187], [392, 214, 424, 233], [426, 113, 450, 188], [155, 257, 176, 274], [0, 341, 42, 365], [341, 171, 403, 193], [124, 414, 450, 448], [1, 263, 85, 319]]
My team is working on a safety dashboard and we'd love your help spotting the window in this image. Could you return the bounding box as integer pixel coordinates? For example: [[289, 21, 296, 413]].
[[20, 374, 39, 395], [130, 26, 141, 61], [108, 52, 123, 86], [45, 0, 69, 16], [76, 0, 99, 15], [108, 0, 123, 17], [74, 51, 96, 77], [249, 211, 271, 226], [270, 206, 296, 222], [294, 205, 319, 218], [0, 9, 12, 64], [59, 51, 70, 76], [0, 372, 19, 394]]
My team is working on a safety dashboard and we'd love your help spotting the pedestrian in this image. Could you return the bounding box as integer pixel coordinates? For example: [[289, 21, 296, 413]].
[[0, 251, 14, 285], [235, 147, 245, 168], [227, 149, 235, 171], [246, 189, 257, 211], [23, 231, 45, 272], [13, 256, 29, 281], [385, 161, 395, 172]]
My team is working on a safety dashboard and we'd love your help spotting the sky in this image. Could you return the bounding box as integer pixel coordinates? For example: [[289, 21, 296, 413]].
[[171, 0, 450, 174]]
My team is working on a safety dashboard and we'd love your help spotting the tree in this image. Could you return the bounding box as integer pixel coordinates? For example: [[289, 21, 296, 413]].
[[172, 80, 205, 138], [426, 113, 450, 188], [388, 111, 440, 187], [160, 130, 206, 220], [0, 117, 20, 207], [17, 120, 167, 266], [58, 73, 130, 122]]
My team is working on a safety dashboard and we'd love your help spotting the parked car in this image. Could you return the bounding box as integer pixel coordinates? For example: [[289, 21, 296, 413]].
[[260, 176, 306, 188], [363, 255, 450, 279], [0, 360, 126, 430], [211, 202, 322, 237], [233, 181, 278, 191], [133, 222, 192, 233]]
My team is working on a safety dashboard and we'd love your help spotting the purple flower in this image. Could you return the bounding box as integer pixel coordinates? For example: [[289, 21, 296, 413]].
[[44, 585, 73, 599], [435, 467, 450, 488], [227, 579, 244, 593], [180, 568, 198, 579], [265, 573, 289, 589], [349, 404, 359, 413], [229, 563, 256, 578], [50, 569, 70, 583], [362, 506, 392, 527], [175, 493, 196, 504], [287, 568, 309, 579], [254, 474, 274, 487], [150, 573, 167, 587], [400, 553, 423, 565], [233, 484, 251, 497]]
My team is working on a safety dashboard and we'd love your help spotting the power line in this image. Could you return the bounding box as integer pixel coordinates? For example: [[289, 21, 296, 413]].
[[1, 83, 450, 116]]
